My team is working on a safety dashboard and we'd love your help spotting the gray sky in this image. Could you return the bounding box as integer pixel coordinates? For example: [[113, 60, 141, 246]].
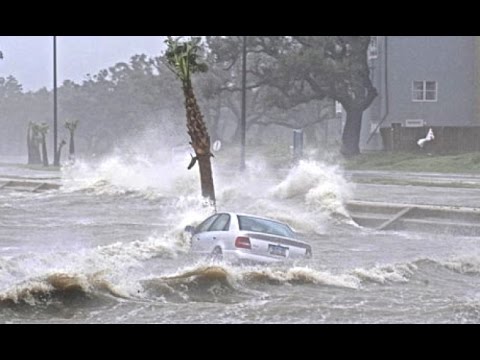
[[0, 36, 166, 91]]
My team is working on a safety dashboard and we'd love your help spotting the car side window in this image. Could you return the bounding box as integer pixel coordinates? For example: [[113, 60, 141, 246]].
[[196, 214, 219, 234], [208, 214, 231, 232]]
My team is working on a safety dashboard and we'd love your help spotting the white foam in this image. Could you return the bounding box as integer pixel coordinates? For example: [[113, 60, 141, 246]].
[[61, 148, 198, 198], [351, 263, 417, 284], [271, 160, 353, 218], [240, 266, 361, 289], [440, 254, 480, 275]]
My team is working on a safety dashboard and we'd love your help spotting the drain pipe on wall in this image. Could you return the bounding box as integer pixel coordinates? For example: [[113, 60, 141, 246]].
[[367, 36, 389, 144]]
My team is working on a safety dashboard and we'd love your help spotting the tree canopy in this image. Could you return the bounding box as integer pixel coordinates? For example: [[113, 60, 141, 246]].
[[205, 36, 377, 155], [0, 36, 376, 158]]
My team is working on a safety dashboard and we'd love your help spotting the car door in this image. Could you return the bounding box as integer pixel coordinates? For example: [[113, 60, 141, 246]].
[[205, 214, 231, 251], [191, 214, 220, 253]]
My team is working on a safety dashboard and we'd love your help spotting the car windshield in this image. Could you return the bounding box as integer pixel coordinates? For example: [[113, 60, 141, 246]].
[[238, 215, 296, 238]]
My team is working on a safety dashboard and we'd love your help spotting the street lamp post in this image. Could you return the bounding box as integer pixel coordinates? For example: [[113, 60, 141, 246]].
[[53, 36, 59, 166], [239, 36, 247, 171]]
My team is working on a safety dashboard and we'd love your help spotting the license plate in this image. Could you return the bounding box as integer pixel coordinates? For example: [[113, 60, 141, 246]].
[[269, 244, 288, 257]]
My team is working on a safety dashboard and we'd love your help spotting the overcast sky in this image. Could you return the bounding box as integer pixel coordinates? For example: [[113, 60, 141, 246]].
[[0, 36, 166, 91]]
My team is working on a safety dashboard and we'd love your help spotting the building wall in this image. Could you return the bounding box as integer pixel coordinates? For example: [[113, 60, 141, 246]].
[[475, 36, 480, 125], [361, 36, 476, 151]]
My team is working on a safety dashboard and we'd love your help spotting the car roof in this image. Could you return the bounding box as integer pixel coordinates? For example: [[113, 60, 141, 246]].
[[215, 212, 308, 244], [220, 212, 289, 226]]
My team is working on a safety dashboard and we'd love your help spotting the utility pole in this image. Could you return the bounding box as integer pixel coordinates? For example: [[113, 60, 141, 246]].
[[53, 36, 59, 166], [240, 36, 247, 171]]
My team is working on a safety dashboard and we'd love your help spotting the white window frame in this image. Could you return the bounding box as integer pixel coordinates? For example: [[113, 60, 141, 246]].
[[412, 80, 438, 102], [368, 36, 378, 60]]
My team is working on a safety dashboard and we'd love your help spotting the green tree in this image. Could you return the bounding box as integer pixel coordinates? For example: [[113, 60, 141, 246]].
[[164, 37, 215, 202], [0, 76, 25, 155], [0, 53, 192, 159], [251, 36, 377, 156], [58, 55, 184, 155], [205, 36, 335, 147], [0, 76, 23, 98]]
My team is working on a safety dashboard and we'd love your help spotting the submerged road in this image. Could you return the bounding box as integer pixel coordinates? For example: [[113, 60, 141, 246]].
[[346, 170, 480, 208], [2, 160, 480, 323]]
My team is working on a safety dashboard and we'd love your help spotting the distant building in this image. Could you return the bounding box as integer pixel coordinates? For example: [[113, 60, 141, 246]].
[[356, 36, 480, 151]]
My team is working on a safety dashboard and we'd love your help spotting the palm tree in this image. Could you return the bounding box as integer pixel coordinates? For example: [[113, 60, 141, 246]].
[[65, 119, 79, 162], [55, 140, 66, 165], [27, 122, 42, 165], [164, 37, 215, 202], [36, 122, 50, 167]]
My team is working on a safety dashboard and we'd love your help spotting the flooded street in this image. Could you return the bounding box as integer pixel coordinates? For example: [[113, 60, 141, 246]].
[[2, 154, 480, 323]]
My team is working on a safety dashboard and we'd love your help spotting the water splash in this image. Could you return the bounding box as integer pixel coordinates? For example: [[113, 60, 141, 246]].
[[61, 148, 198, 198], [271, 160, 353, 218], [0, 271, 124, 306]]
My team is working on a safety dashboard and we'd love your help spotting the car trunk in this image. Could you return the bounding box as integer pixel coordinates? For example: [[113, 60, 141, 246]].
[[244, 232, 311, 259]]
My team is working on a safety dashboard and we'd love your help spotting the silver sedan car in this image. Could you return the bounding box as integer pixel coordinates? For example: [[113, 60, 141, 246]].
[[185, 212, 312, 264]]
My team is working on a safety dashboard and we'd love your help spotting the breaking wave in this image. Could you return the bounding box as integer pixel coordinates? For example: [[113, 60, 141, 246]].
[[351, 263, 418, 284], [438, 254, 480, 275], [57, 147, 355, 237], [350, 254, 480, 285], [61, 152, 198, 198], [0, 272, 124, 307], [141, 262, 362, 303], [4, 251, 480, 309], [137, 257, 443, 302], [271, 160, 353, 219]]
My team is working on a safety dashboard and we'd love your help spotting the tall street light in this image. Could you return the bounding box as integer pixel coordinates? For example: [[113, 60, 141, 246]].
[[53, 36, 59, 166], [239, 36, 247, 171]]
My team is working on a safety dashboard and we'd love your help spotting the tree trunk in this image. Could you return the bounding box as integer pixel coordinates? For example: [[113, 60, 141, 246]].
[[341, 107, 363, 157], [32, 140, 42, 165], [27, 126, 32, 164], [41, 135, 49, 167], [28, 131, 42, 165], [56, 141, 66, 166], [305, 124, 318, 148], [27, 126, 42, 165], [69, 131, 75, 160], [231, 122, 241, 144], [197, 154, 215, 200], [183, 86, 216, 202]]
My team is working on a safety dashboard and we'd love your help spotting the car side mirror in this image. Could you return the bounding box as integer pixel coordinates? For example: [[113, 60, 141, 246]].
[[184, 225, 195, 234]]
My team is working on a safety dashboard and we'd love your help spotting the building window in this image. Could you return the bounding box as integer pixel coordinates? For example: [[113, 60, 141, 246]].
[[412, 81, 437, 102], [368, 36, 378, 60]]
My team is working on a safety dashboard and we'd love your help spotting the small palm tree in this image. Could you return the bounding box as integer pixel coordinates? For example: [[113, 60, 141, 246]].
[[65, 119, 79, 162], [34, 122, 49, 167], [164, 36, 215, 202], [27, 122, 43, 165], [56, 139, 67, 165]]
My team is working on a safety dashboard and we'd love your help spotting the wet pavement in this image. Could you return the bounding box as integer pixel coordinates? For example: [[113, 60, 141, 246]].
[[346, 170, 480, 208]]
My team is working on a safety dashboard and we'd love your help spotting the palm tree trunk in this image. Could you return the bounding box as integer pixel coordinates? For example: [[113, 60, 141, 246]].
[[32, 140, 42, 165], [27, 125, 32, 165], [29, 132, 42, 165], [183, 85, 216, 202], [69, 130, 75, 159], [41, 135, 49, 167], [56, 141, 66, 165]]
